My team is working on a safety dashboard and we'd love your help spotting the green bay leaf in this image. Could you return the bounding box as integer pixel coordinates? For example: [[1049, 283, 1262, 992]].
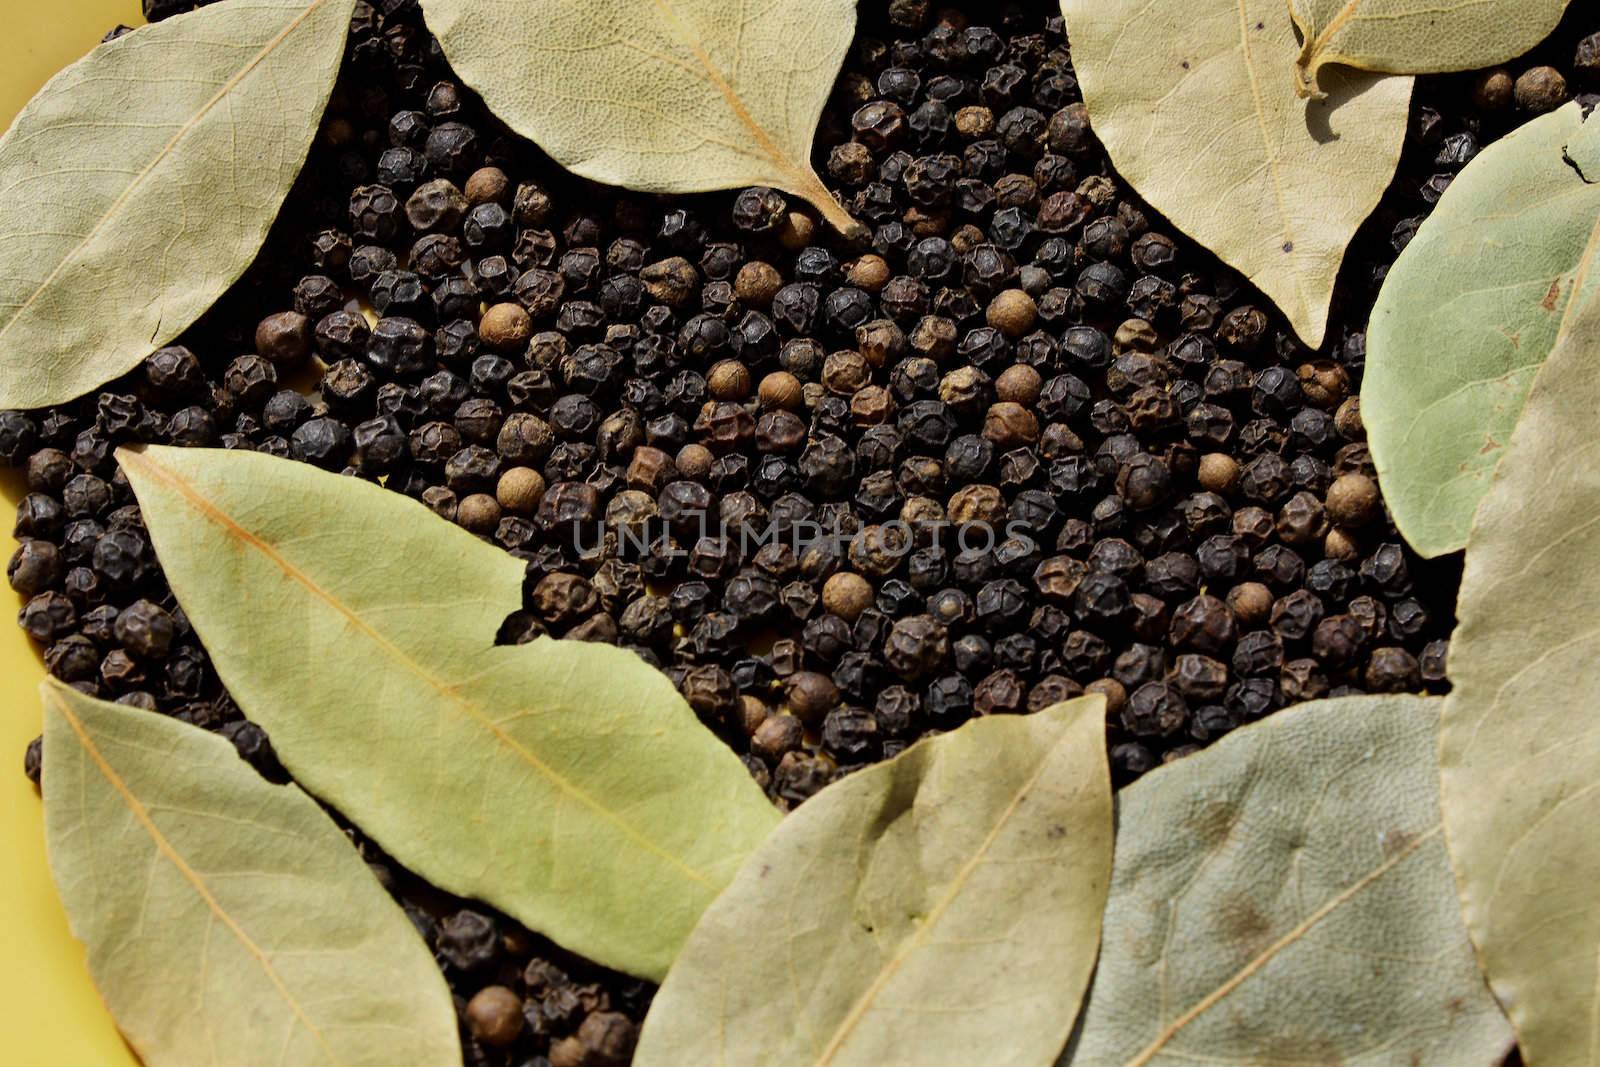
[[417, 0, 862, 235], [1291, 0, 1572, 98], [1365, 102, 1600, 558], [0, 0, 354, 410], [1441, 282, 1600, 1065], [1061, 0, 1411, 349], [1061, 695, 1512, 1067], [117, 445, 780, 982], [634, 697, 1112, 1067], [42, 679, 460, 1067]]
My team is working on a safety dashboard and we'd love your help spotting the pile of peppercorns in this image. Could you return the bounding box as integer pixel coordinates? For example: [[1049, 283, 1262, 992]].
[[6, 0, 1600, 1062]]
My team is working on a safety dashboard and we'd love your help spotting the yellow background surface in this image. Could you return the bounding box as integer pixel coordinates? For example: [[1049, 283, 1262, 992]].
[[3, 4, 147, 1064]]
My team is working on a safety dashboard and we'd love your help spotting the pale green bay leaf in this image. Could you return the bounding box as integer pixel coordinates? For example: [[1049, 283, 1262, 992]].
[[1441, 286, 1600, 1066], [1291, 0, 1572, 97], [42, 680, 460, 1067], [1061, 0, 1411, 349], [1061, 695, 1512, 1067], [1364, 103, 1600, 558], [117, 445, 780, 982], [0, 0, 354, 410], [418, 0, 862, 235], [635, 697, 1112, 1067]]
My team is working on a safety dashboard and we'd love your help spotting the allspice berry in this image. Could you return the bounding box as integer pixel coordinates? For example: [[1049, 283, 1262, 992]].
[[734, 261, 783, 304], [463, 166, 510, 205], [1334, 396, 1364, 440], [707, 359, 752, 399], [986, 288, 1037, 338], [1515, 66, 1568, 113], [457, 493, 501, 534], [1226, 581, 1274, 629], [1197, 452, 1240, 494], [994, 364, 1042, 405], [465, 986, 525, 1048], [479, 302, 533, 353], [758, 370, 804, 411], [1086, 677, 1126, 717], [1325, 526, 1361, 561], [822, 571, 874, 621], [1472, 68, 1514, 112], [752, 713, 805, 762], [777, 210, 815, 251], [496, 467, 546, 515], [787, 670, 841, 725], [676, 442, 714, 479], [254, 311, 312, 366], [846, 254, 891, 292], [1326, 472, 1381, 528]]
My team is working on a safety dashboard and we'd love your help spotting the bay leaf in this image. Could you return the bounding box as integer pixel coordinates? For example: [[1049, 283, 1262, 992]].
[[1061, 695, 1512, 1067], [1291, 0, 1572, 98], [417, 0, 863, 236], [117, 444, 781, 982], [633, 697, 1112, 1067], [1364, 102, 1600, 558], [41, 679, 460, 1067], [1440, 279, 1600, 1065], [1061, 0, 1412, 349], [0, 0, 355, 411]]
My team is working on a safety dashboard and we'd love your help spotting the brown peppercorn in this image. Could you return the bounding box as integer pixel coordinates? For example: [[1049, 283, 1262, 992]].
[[974, 670, 1026, 715], [1472, 68, 1514, 112], [983, 402, 1039, 447], [479, 302, 533, 353], [255, 311, 313, 366], [1113, 318, 1160, 354], [627, 446, 677, 493], [954, 105, 994, 137], [787, 671, 841, 725], [457, 493, 501, 534], [1226, 581, 1274, 629], [641, 256, 700, 306], [777, 210, 815, 251], [421, 486, 458, 522], [857, 319, 906, 367], [759, 370, 804, 411], [1366, 647, 1422, 692], [1325, 526, 1361, 562], [851, 385, 894, 425], [549, 1012, 637, 1067], [1034, 556, 1089, 602], [1515, 66, 1568, 113], [994, 364, 1042, 405], [752, 713, 806, 761], [948, 484, 1006, 524], [1334, 396, 1364, 440], [846, 254, 891, 292], [533, 573, 600, 626], [463, 166, 510, 205], [823, 350, 871, 394], [822, 571, 874, 621], [986, 288, 1037, 338], [734, 260, 783, 304], [707, 359, 752, 400], [883, 614, 950, 679], [675, 443, 713, 480], [496, 467, 546, 515], [1326, 472, 1381, 528], [939, 365, 992, 416], [1197, 452, 1240, 494], [1296, 361, 1348, 409], [466, 986, 525, 1048]]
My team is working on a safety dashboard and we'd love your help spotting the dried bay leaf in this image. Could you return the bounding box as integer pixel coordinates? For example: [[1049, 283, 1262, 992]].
[[42, 680, 460, 1067], [1441, 283, 1600, 1065], [634, 697, 1112, 1067], [418, 0, 863, 236], [1291, 0, 1572, 98], [1061, 695, 1512, 1067], [0, 0, 355, 410], [117, 445, 780, 982], [1365, 103, 1600, 558], [1061, 0, 1411, 349]]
